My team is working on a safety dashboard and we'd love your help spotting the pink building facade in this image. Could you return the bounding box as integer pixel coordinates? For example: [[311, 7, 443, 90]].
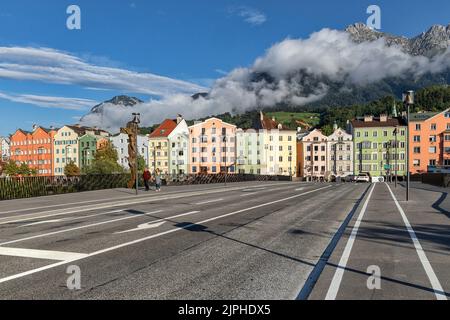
[[188, 118, 237, 174], [299, 129, 328, 181]]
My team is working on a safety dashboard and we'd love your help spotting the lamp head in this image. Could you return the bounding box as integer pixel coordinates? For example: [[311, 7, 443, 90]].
[[402, 90, 414, 105]]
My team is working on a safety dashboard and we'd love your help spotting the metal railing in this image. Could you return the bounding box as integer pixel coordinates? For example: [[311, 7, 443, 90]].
[[0, 173, 292, 201]]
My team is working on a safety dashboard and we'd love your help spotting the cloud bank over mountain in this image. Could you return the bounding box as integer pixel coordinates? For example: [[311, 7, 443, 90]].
[[80, 25, 450, 132]]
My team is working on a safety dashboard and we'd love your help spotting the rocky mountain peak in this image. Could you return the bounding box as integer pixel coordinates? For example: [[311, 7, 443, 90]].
[[89, 95, 144, 114]]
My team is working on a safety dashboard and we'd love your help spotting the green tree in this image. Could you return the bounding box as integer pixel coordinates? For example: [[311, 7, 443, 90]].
[[85, 141, 124, 175], [64, 161, 80, 177], [137, 155, 146, 173], [4, 160, 19, 176], [18, 163, 33, 176]]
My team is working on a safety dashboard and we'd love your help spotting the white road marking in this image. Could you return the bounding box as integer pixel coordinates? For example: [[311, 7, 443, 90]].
[[0, 183, 293, 225], [195, 199, 223, 205], [296, 187, 305, 191], [240, 192, 258, 197], [19, 209, 126, 228], [385, 183, 447, 300], [115, 211, 201, 234], [242, 187, 266, 192], [0, 210, 164, 246], [19, 220, 63, 228], [0, 247, 87, 261], [0, 185, 331, 285], [325, 183, 376, 300]]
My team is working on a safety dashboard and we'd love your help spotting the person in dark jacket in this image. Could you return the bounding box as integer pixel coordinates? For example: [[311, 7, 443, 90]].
[[143, 167, 151, 191]]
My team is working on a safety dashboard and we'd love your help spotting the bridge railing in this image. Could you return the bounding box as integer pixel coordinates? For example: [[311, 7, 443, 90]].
[[0, 174, 292, 201]]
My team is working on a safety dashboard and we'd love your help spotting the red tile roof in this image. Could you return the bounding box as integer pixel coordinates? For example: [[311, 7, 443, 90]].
[[259, 111, 282, 130], [149, 119, 178, 138]]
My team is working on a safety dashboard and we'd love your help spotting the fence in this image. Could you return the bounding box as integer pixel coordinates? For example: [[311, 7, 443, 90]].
[[0, 173, 291, 201], [420, 173, 450, 188]]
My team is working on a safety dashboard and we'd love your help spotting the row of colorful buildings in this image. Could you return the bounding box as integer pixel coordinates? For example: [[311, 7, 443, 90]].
[[1, 108, 449, 178]]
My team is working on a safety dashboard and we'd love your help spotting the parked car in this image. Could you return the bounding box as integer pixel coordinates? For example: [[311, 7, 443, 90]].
[[343, 175, 357, 182], [355, 173, 371, 183]]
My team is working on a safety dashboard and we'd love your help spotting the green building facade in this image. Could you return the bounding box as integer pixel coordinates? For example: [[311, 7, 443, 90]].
[[350, 115, 408, 178], [79, 134, 97, 171]]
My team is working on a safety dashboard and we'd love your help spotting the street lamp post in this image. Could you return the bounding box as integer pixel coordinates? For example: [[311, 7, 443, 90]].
[[223, 135, 227, 186], [394, 126, 398, 188], [132, 113, 140, 196], [289, 150, 293, 181], [403, 91, 414, 201]]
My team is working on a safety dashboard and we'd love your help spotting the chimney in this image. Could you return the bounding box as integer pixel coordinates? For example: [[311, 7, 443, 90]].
[[176, 114, 183, 124], [260, 111, 264, 122], [277, 123, 283, 130], [379, 114, 388, 122], [32, 124, 38, 131], [364, 115, 373, 122]]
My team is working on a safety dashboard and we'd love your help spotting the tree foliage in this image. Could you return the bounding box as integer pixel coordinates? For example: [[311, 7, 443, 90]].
[[64, 161, 80, 177], [3, 161, 37, 176], [84, 141, 124, 175]]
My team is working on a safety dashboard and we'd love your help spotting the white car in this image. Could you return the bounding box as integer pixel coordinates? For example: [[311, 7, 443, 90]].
[[371, 176, 385, 183], [355, 173, 371, 183]]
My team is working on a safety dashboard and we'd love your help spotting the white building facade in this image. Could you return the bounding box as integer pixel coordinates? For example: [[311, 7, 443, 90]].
[[110, 133, 149, 169], [168, 117, 189, 175], [327, 127, 353, 179], [0, 137, 10, 161]]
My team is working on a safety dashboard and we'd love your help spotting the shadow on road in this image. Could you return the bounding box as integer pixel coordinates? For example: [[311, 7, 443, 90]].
[[326, 262, 450, 298]]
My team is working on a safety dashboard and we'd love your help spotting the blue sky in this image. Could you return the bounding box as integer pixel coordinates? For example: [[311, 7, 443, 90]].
[[0, 0, 449, 136]]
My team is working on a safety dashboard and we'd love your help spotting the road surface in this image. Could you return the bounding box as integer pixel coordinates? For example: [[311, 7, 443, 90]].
[[0, 181, 448, 300]]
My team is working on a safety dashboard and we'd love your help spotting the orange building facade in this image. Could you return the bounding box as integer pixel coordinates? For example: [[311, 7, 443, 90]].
[[409, 109, 450, 174], [9, 126, 57, 176]]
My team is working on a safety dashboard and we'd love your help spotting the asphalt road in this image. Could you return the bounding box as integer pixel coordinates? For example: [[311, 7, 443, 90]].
[[0, 181, 448, 300]]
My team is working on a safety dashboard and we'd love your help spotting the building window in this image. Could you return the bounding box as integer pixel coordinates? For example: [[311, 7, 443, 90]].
[[413, 147, 421, 154], [415, 124, 421, 130], [429, 136, 437, 142], [431, 124, 437, 131], [429, 147, 437, 154], [413, 136, 421, 142]]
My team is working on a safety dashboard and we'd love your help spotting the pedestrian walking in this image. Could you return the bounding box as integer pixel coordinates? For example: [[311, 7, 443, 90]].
[[154, 168, 162, 192], [143, 167, 151, 191]]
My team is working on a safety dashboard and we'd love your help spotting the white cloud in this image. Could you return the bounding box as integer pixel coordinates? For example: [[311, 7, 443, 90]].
[[78, 28, 449, 133], [214, 69, 229, 75], [0, 47, 207, 97], [0, 91, 97, 110], [232, 6, 267, 26]]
